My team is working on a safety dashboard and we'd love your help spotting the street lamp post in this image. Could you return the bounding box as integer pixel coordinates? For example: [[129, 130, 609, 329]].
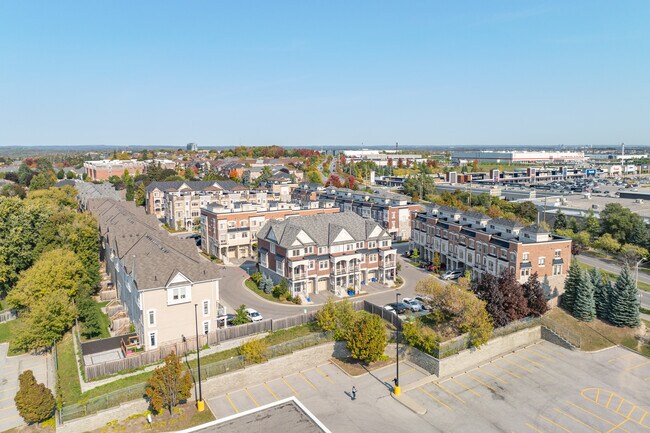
[[635, 258, 647, 290], [194, 304, 205, 412], [394, 292, 402, 396]]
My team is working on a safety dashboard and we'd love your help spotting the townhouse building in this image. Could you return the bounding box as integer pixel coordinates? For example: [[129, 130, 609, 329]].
[[201, 202, 339, 263], [257, 212, 397, 297], [410, 205, 572, 292], [83, 159, 175, 181], [314, 186, 422, 241], [87, 199, 223, 352]]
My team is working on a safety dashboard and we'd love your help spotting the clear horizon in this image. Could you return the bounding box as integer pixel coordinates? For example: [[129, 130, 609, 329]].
[[1, 1, 649, 147]]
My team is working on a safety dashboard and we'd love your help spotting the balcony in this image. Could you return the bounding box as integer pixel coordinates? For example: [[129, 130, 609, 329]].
[[290, 272, 307, 280], [381, 260, 396, 268]]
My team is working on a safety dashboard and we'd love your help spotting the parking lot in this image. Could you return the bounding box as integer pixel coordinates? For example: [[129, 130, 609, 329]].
[[206, 341, 649, 433]]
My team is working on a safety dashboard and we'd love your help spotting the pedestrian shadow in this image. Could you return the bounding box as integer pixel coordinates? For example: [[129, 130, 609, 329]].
[[344, 391, 353, 400]]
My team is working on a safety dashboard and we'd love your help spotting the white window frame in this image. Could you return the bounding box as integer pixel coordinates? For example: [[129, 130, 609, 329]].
[[203, 300, 210, 316], [168, 285, 191, 305], [538, 257, 546, 266], [522, 252, 530, 261], [148, 309, 156, 326], [149, 331, 158, 349], [203, 321, 210, 334]]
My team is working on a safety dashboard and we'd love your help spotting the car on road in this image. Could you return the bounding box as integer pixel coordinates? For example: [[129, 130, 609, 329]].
[[384, 302, 410, 314], [245, 308, 263, 322], [402, 298, 423, 312], [440, 269, 463, 280]]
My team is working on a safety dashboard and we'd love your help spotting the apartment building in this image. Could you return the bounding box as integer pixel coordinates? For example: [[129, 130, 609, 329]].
[[201, 202, 339, 263], [145, 180, 271, 230], [86, 199, 223, 352], [83, 159, 175, 181], [257, 212, 397, 297], [410, 205, 572, 292], [311, 186, 421, 241]]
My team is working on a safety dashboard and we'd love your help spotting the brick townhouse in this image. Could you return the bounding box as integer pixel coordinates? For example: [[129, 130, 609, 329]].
[[410, 205, 572, 292], [201, 202, 339, 263], [83, 159, 175, 181], [257, 212, 397, 297]]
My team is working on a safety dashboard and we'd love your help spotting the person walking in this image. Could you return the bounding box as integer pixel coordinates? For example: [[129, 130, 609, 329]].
[[351, 386, 357, 401]]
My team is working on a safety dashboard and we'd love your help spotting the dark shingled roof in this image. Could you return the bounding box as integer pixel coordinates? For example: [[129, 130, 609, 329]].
[[145, 180, 241, 193], [489, 218, 524, 228], [87, 198, 220, 290]]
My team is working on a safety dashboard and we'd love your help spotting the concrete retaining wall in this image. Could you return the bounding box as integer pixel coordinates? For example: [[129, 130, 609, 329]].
[[439, 326, 542, 377]]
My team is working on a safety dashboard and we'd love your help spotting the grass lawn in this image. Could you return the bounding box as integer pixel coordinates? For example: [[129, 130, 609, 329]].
[[576, 261, 650, 292], [88, 403, 215, 433], [544, 308, 649, 354], [57, 333, 82, 406], [244, 279, 278, 302], [0, 318, 28, 355]]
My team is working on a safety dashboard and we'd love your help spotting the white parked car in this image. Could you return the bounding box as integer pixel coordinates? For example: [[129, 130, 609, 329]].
[[245, 308, 263, 322], [402, 298, 423, 312], [440, 270, 463, 280]]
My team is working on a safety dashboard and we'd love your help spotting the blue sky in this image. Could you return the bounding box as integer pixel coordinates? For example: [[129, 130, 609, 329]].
[[1, 1, 649, 147]]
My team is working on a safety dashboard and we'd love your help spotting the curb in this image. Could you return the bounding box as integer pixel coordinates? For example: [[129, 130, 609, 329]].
[[391, 392, 427, 415]]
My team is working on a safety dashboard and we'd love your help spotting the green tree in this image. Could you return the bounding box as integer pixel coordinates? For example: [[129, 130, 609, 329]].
[[410, 248, 420, 260], [315, 297, 338, 332], [619, 244, 648, 266], [582, 210, 601, 239], [28, 172, 56, 190], [553, 211, 567, 231], [65, 170, 77, 179], [232, 304, 251, 325], [432, 252, 441, 273], [560, 261, 582, 314], [14, 370, 55, 424], [593, 233, 621, 254], [628, 224, 649, 248], [239, 338, 268, 364], [345, 312, 387, 364], [599, 203, 644, 243], [56, 169, 65, 179], [590, 268, 609, 320], [14, 293, 77, 351], [134, 182, 146, 206], [145, 352, 193, 415], [572, 270, 595, 322], [607, 265, 640, 327], [0, 183, 26, 199]]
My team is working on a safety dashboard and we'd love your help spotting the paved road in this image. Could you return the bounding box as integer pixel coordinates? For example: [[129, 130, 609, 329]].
[[575, 254, 650, 308]]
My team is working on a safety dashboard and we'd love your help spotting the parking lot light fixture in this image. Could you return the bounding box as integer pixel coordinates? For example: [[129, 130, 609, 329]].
[[394, 292, 401, 396]]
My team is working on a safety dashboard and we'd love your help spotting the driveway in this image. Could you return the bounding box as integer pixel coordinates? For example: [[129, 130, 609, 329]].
[[0, 344, 51, 432]]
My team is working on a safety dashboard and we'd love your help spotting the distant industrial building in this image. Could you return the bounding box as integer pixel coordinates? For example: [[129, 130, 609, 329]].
[[451, 151, 585, 164]]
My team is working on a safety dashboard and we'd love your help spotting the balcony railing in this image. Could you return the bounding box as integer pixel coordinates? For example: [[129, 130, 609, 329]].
[[290, 272, 307, 280], [381, 261, 396, 268]]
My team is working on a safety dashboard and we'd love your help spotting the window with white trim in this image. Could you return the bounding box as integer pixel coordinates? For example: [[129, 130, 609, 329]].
[[319, 260, 329, 269], [554, 249, 561, 258], [553, 264, 563, 275], [520, 268, 530, 277], [538, 257, 545, 266], [168, 286, 190, 305], [149, 332, 157, 348], [203, 321, 210, 334], [522, 252, 530, 261], [148, 309, 156, 326], [203, 300, 209, 316], [308, 260, 315, 270]]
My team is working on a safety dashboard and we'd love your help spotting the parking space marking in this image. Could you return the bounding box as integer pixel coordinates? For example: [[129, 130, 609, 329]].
[[263, 383, 279, 400], [528, 348, 554, 361], [476, 366, 508, 384], [581, 388, 650, 429], [244, 388, 259, 407], [513, 352, 545, 369], [282, 377, 300, 396], [383, 367, 414, 382], [465, 372, 496, 393], [451, 377, 481, 397], [500, 356, 534, 373], [435, 383, 465, 404], [624, 360, 650, 371], [539, 415, 571, 433], [554, 408, 600, 433], [526, 423, 546, 433], [491, 362, 521, 379], [565, 401, 617, 428], [225, 394, 239, 413], [298, 372, 317, 390], [418, 387, 452, 411], [315, 367, 335, 384], [606, 419, 629, 433], [535, 344, 567, 360], [607, 353, 637, 364]]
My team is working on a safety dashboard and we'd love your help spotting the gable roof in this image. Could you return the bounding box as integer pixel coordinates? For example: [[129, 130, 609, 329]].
[[145, 180, 241, 194]]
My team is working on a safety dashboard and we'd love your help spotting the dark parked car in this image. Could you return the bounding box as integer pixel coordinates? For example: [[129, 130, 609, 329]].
[[384, 302, 411, 314]]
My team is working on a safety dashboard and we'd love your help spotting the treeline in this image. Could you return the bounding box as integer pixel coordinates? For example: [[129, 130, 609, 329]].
[[0, 186, 103, 350], [554, 203, 650, 259], [0, 158, 69, 198]]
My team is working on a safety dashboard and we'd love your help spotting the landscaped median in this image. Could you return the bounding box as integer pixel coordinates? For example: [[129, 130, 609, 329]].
[[57, 324, 332, 423]]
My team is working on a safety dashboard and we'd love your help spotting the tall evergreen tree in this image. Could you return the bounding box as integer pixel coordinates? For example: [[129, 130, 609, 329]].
[[590, 267, 609, 320], [573, 270, 596, 322], [560, 261, 582, 314], [522, 272, 548, 317], [628, 223, 649, 248], [554, 211, 567, 231], [608, 265, 641, 327]]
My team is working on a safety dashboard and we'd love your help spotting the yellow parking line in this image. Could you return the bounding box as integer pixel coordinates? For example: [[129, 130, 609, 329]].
[[435, 383, 465, 403], [315, 367, 335, 384], [526, 423, 546, 433], [225, 394, 239, 413], [639, 411, 648, 425], [606, 419, 629, 433], [605, 392, 614, 408], [491, 362, 521, 379], [624, 360, 650, 371], [644, 377, 650, 381], [244, 388, 259, 407], [529, 348, 553, 361], [0, 406, 15, 412], [383, 368, 414, 382], [565, 401, 616, 427], [514, 352, 545, 368], [615, 398, 624, 413], [477, 367, 508, 384], [299, 373, 317, 390], [536, 344, 566, 360], [264, 383, 279, 400], [451, 377, 481, 397], [0, 413, 20, 422], [466, 372, 496, 393], [282, 377, 300, 396], [554, 408, 600, 433], [540, 415, 571, 433], [418, 387, 452, 411], [501, 356, 533, 373], [608, 353, 636, 364]]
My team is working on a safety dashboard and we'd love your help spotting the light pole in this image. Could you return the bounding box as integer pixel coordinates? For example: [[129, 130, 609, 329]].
[[194, 304, 205, 412], [394, 292, 402, 396], [635, 258, 647, 290]]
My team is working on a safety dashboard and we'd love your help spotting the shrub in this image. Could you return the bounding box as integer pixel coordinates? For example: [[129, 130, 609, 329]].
[[394, 276, 404, 287], [239, 338, 268, 364], [272, 283, 289, 299], [292, 296, 302, 305], [14, 370, 55, 424], [402, 320, 440, 355], [251, 272, 262, 285], [346, 312, 387, 364]]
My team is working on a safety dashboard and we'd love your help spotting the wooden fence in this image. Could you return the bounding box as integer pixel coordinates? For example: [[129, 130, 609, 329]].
[[0, 309, 17, 323]]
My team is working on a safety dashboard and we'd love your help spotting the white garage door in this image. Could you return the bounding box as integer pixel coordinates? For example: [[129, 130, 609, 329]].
[[317, 278, 329, 293]]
